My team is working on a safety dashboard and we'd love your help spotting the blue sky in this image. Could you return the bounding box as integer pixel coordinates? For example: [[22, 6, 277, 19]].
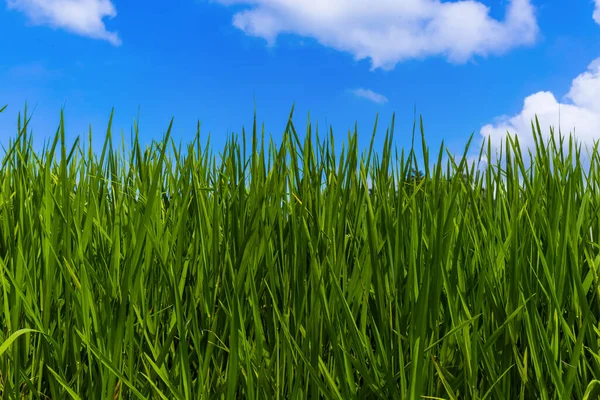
[[1, 0, 600, 160]]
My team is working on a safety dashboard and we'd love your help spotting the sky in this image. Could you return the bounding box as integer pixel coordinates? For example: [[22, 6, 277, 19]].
[[1, 0, 600, 164]]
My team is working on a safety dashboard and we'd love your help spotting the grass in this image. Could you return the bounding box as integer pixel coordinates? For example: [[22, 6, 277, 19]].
[[1, 104, 600, 399]]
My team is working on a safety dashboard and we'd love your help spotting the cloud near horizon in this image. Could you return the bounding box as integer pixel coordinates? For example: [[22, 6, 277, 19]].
[[7, 0, 121, 45], [351, 88, 388, 104], [481, 8, 600, 154], [216, 0, 538, 70]]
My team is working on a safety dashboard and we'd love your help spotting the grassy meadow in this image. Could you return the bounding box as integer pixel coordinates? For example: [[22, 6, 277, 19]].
[[1, 104, 600, 399]]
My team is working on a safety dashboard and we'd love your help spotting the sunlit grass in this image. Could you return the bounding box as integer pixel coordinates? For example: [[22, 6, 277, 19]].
[[1, 104, 600, 399]]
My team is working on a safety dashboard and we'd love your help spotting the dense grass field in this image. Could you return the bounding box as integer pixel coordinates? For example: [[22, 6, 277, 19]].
[[1, 105, 600, 399]]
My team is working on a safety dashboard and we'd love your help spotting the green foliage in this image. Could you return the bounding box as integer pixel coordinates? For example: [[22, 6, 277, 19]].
[[1, 106, 600, 399]]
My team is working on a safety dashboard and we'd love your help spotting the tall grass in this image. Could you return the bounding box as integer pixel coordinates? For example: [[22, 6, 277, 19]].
[[1, 105, 600, 399]]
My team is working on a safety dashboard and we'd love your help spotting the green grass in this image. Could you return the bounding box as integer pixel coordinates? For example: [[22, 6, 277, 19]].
[[1, 104, 600, 399]]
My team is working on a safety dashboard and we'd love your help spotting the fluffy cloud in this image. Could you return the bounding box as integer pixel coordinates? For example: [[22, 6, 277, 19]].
[[481, 58, 600, 152], [595, 0, 600, 24], [7, 0, 121, 45], [352, 88, 388, 104], [217, 0, 538, 70]]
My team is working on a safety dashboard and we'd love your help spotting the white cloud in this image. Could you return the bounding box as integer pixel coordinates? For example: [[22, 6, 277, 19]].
[[216, 0, 538, 70], [481, 58, 600, 151], [595, 0, 600, 24], [352, 88, 388, 104], [7, 0, 121, 45]]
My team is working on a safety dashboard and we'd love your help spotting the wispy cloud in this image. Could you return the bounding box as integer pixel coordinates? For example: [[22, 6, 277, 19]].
[[215, 0, 538, 70], [351, 88, 388, 104], [595, 0, 600, 24], [7, 0, 121, 45], [7, 62, 61, 80]]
